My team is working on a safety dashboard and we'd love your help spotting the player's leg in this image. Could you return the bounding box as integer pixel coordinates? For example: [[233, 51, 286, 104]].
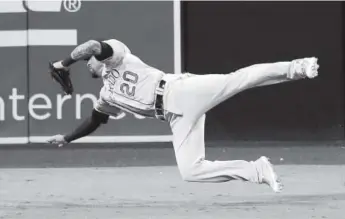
[[170, 114, 282, 192], [166, 58, 319, 121]]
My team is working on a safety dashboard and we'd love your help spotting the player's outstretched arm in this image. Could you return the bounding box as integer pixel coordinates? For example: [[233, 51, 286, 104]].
[[47, 109, 109, 147], [53, 40, 113, 69]]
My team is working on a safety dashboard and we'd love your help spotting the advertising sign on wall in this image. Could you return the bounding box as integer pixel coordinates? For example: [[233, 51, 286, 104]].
[[0, 0, 180, 144]]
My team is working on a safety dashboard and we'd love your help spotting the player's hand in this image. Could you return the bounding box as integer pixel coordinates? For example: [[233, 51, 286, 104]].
[[47, 134, 68, 147]]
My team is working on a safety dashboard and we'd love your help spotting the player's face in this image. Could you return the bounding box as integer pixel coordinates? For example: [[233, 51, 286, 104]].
[[87, 56, 103, 78]]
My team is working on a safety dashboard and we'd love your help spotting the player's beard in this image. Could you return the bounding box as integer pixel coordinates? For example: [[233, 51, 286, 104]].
[[91, 73, 100, 78]]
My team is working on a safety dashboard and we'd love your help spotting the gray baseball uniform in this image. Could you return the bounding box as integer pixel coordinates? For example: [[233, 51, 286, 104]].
[[89, 39, 305, 183]]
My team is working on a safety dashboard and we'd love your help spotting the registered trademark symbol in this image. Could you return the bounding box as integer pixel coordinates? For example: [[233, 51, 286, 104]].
[[63, 0, 81, 12]]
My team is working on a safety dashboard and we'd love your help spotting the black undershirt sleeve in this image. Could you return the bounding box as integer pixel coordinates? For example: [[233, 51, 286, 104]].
[[94, 41, 113, 61], [64, 109, 109, 143]]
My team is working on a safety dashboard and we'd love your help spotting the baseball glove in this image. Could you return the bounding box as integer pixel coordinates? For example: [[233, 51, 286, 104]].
[[49, 62, 74, 95]]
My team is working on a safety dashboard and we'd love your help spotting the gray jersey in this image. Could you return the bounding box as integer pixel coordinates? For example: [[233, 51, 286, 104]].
[[94, 39, 165, 118]]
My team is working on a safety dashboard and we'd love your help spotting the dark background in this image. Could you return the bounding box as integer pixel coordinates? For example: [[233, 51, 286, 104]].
[[182, 2, 344, 142]]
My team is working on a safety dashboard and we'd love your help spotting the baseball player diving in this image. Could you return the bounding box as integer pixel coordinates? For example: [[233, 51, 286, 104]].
[[47, 38, 319, 193]]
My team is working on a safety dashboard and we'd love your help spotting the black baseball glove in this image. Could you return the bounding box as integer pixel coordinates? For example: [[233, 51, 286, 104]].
[[49, 62, 74, 95]]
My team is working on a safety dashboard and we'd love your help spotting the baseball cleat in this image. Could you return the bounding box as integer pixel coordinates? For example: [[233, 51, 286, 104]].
[[288, 57, 319, 79], [303, 57, 319, 78], [256, 156, 283, 193]]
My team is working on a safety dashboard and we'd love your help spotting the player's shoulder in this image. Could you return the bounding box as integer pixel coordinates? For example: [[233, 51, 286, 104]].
[[102, 39, 125, 48], [92, 38, 125, 46], [103, 38, 122, 44], [102, 39, 131, 55]]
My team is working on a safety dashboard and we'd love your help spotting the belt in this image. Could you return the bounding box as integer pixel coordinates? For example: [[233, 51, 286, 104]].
[[155, 79, 166, 121]]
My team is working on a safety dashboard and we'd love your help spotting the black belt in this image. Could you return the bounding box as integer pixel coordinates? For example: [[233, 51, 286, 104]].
[[155, 79, 166, 121]]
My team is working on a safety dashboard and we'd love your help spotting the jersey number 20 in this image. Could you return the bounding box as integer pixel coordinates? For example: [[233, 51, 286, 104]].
[[120, 71, 138, 97]]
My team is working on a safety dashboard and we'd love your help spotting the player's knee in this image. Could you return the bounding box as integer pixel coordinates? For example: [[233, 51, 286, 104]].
[[181, 171, 194, 182], [179, 165, 200, 182], [181, 173, 196, 182]]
